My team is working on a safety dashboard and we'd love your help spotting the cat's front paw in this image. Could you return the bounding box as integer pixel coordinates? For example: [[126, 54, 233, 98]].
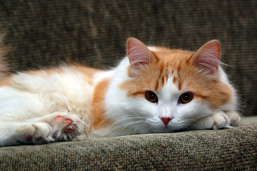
[[211, 111, 231, 130], [189, 111, 241, 130], [225, 111, 241, 126]]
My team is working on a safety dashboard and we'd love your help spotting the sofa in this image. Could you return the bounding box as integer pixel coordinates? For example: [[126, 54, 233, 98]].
[[0, 0, 256, 170]]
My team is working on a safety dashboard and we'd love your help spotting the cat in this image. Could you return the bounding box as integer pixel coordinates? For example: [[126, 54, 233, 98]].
[[0, 37, 241, 146]]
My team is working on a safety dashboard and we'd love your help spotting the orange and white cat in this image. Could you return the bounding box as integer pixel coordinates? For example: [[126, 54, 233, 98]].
[[0, 38, 241, 146]]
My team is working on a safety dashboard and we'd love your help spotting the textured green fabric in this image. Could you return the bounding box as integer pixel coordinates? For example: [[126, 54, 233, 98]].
[[0, 118, 256, 170], [0, 0, 256, 115]]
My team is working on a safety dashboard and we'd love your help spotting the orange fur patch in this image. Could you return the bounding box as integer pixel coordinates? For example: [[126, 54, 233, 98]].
[[0, 77, 11, 86], [92, 78, 111, 129]]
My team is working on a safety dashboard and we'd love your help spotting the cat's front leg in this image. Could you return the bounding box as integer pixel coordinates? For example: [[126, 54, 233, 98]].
[[189, 111, 241, 130], [16, 122, 54, 144], [0, 113, 85, 146], [0, 122, 54, 146]]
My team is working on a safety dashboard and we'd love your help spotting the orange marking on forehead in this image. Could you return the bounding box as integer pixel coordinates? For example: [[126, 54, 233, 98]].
[[178, 81, 182, 91], [155, 72, 161, 91], [177, 64, 182, 73], [173, 76, 177, 84], [155, 80, 159, 91], [159, 62, 164, 74], [171, 70, 174, 75], [161, 76, 165, 86], [155, 65, 166, 91]]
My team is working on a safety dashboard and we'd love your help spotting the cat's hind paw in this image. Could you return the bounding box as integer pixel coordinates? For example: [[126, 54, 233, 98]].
[[44, 113, 85, 141]]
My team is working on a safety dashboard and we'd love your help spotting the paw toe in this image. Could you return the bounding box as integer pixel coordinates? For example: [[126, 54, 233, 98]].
[[226, 111, 241, 126], [63, 119, 73, 124], [55, 116, 63, 121], [212, 111, 230, 129]]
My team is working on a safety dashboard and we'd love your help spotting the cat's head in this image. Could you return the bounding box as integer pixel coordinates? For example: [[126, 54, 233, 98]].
[[108, 38, 234, 133]]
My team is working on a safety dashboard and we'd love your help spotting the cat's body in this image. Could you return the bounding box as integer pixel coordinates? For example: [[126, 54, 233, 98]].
[[0, 38, 241, 146]]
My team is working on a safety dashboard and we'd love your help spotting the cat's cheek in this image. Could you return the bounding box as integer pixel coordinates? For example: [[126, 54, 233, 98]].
[[139, 100, 159, 117]]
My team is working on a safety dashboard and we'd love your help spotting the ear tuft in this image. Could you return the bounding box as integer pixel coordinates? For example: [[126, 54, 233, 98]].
[[191, 40, 221, 76], [126, 38, 155, 77]]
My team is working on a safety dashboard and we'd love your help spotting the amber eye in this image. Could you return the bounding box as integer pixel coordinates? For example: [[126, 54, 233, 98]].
[[179, 92, 193, 104], [145, 91, 158, 103]]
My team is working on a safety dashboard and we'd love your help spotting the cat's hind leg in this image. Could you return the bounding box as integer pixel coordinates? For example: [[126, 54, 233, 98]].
[[30, 112, 85, 142], [0, 122, 54, 146]]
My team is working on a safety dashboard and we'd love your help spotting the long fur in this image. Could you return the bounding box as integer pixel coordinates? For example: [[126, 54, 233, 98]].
[[0, 38, 241, 146]]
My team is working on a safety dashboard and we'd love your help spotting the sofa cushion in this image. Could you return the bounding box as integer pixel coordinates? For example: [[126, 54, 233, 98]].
[[0, 117, 256, 170]]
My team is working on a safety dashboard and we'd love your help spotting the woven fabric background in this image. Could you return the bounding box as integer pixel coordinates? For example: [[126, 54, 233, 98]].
[[0, 0, 256, 116]]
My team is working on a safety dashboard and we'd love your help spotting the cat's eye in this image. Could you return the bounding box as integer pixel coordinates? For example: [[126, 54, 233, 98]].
[[179, 92, 193, 104], [145, 91, 158, 103]]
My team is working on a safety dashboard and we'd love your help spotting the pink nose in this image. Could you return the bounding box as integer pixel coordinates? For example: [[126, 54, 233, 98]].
[[161, 117, 172, 126]]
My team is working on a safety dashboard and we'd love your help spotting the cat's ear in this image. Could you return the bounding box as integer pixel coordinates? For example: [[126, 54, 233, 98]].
[[191, 40, 221, 76], [126, 37, 156, 77]]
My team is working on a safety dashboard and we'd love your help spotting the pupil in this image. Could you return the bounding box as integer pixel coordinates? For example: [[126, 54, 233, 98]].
[[150, 93, 155, 99], [184, 93, 190, 100]]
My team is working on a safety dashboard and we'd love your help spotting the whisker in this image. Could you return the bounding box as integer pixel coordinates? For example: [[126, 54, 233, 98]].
[[148, 27, 156, 63], [112, 120, 144, 130], [148, 27, 156, 47]]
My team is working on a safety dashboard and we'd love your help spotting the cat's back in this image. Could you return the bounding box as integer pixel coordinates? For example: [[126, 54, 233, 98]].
[[0, 65, 107, 120], [0, 65, 103, 106], [0, 64, 102, 86]]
